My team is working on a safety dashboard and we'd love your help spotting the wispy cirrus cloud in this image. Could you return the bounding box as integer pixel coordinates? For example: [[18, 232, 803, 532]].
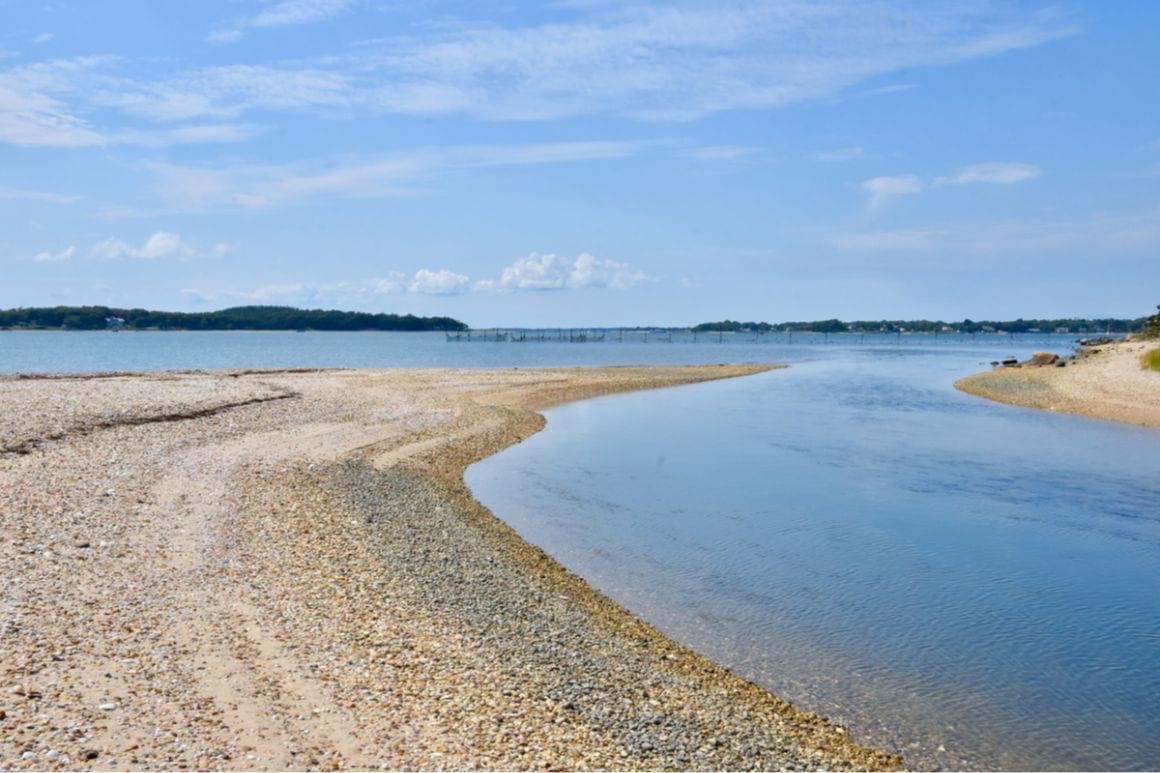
[[209, 0, 361, 44], [0, 58, 273, 147], [933, 161, 1042, 186], [864, 174, 924, 209], [864, 162, 1042, 208], [139, 140, 650, 211], [350, 3, 1074, 121], [6, 2, 1074, 135], [0, 58, 108, 147], [113, 122, 262, 147], [94, 65, 351, 122], [0, 185, 78, 203]]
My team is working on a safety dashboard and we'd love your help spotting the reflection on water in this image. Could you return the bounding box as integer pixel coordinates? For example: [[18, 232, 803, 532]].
[[468, 342, 1160, 771]]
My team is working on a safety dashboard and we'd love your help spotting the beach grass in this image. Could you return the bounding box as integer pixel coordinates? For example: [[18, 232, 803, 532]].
[[1142, 347, 1160, 372]]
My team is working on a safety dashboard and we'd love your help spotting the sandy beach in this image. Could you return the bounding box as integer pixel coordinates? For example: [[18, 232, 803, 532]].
[[954, 340, 1160, 429], [1, 365, 899, 771]]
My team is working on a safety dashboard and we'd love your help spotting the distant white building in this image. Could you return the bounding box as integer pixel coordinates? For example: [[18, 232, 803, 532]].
[[105, 316, 126, 330]]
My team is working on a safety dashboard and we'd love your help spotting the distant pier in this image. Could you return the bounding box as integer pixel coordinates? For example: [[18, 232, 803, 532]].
[[443, 328, 1008, 344]]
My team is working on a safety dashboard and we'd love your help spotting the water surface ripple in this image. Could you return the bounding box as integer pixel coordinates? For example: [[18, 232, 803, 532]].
[[468, 341, 1160, 771]]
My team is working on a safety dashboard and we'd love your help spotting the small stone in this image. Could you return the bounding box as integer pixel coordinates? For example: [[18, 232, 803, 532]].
[[21, 751, 38, 761], [46, 749, 60, 760], [99, 702, 117, 710], [84, 749, 100, 760]]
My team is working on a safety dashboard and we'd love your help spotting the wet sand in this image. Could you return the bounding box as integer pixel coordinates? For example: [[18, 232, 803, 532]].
[[955, 340, 1160, 429], [1, 365, 900, 771]]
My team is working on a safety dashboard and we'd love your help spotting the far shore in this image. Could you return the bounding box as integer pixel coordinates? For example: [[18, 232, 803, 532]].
[[955, 339, 1160, 429], [0, 364, 900, 771]]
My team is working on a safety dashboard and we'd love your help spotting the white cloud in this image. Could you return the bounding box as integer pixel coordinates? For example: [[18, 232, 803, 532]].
[[486, 252, 652, 291], [570, 252, 651, 289], [351, 3, 1073, 122], [210, 0, 360, 44], [95, 65, 351, 122], [184, 271, 466, 306], [186, 254, 652, 307], [32, 33, 55, 44], [0, 59, 260, 148], [0, 58, 107, 147], [863, 174, 923, 209], [140, 140, 646, 212], [495, 253, 570, 290], [864, 162, 1042, 208], [408, 268, 471, 295], [90, 231, 230, 261], [816, 146, 865, 162], [8, 3, 1071, 134], [33, 245, 76, 263], [368, 273, 407, 295], [114, 123, 261, 147], [0, 186, 78, 203], [857, 83, 917, 98], [933, 161, 1042, 186]]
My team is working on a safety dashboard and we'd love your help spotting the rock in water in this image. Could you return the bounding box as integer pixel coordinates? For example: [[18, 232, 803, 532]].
[[1028, 352, 1059, 367]]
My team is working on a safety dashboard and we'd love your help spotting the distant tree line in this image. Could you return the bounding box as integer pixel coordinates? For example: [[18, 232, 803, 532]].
[[693, 317, 1150, 334], [0, 305, 468, 332]]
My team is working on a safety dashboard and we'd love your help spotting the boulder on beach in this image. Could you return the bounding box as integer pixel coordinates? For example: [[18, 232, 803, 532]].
[[1028, 352, 1059, 367]]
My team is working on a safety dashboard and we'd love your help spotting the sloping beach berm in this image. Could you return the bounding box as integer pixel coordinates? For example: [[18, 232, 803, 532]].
[[1, 365, 901, 771], [955, 339, 1160, 429]]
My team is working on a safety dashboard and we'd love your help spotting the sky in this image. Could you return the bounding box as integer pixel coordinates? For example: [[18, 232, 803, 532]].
[[2, 0, 1158, 327]]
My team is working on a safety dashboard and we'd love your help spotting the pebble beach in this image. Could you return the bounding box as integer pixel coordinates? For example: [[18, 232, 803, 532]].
[[1, 365, 901, 771]]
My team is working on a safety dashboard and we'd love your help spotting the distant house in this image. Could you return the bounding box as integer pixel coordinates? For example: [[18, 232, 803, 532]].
[[105, 316, 126, 330], [1055, 327, 1070, 334]]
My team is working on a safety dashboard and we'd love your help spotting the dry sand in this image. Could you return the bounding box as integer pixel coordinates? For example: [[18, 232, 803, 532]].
[[955, 340, 1160, 429], [1, 365, 900, 771]]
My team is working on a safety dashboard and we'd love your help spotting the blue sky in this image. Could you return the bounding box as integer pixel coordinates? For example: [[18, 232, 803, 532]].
[[2, 0, 1158, 326]]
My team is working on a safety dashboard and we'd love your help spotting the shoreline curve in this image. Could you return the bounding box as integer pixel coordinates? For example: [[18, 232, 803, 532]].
[[0, 364, 901, 771], [954, 340, 1160, 430]]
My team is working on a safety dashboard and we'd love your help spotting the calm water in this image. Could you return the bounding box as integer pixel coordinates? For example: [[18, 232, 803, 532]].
[[467, 340, 1160, 771], [6, 331, 1158, 769], [0, 329, 1059, 373]]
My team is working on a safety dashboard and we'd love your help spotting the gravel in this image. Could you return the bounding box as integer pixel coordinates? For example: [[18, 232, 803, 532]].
[[0, 365, 899, 771]]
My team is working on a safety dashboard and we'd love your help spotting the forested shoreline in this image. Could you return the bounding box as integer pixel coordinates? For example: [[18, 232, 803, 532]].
[[0, 305, 468, 332]]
